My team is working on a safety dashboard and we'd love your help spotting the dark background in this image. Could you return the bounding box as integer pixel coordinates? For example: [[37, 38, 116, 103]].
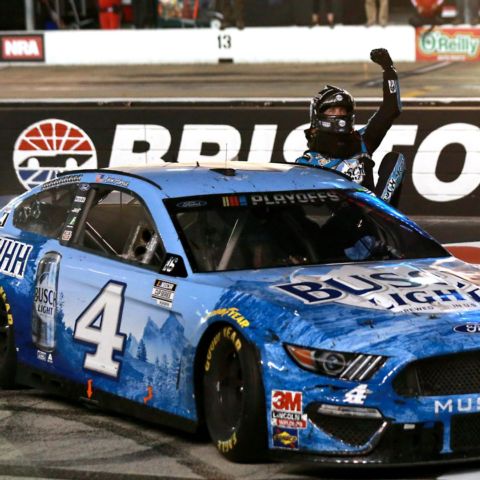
[[0, 0, 439, 30]]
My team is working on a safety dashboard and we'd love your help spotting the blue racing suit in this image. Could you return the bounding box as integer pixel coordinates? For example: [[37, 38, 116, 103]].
[[296, 67, 403, 200]]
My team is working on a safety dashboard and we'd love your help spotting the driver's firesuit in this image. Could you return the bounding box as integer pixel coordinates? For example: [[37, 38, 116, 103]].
[[295, 48, 404, 206]]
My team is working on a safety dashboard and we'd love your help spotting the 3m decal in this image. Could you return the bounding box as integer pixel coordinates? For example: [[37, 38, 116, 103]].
[[0, 212, 9, 228], [272, 427, 299, 449], [343, 384, 371, 405], [271, 390, 307, 429], [274, 265, 480, 314], [151, 279, 176, 309], [74, 196, 87, 203], [0, 237, 33, 279], [272, 390, 302, 412], [73, 281, 127, 378], [14, 119, 96, 191], [207, 307, 250, 328]]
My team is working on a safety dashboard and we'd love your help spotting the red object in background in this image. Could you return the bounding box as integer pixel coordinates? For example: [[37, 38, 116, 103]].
[[98, 0, 122, 29], [122, 5, 133, 23], [182, 0, 192, 19], [446, 246, 480, 264], [411, 0, 444, 17]]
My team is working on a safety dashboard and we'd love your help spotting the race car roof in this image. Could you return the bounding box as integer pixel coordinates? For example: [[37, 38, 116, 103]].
[[102, 162, 357, 197]]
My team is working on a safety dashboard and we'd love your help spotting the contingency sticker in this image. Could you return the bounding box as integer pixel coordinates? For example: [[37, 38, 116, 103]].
[[271, 390, 307, 429], [152, 279, 177, 308], [272, 427, 299, 450]]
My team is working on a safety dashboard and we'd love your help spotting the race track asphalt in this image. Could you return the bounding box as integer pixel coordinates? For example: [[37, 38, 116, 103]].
[[1, 61, 480, 99]]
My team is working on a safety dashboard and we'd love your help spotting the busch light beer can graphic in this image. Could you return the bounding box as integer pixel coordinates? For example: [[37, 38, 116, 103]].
[[32, 252, 61, 352]]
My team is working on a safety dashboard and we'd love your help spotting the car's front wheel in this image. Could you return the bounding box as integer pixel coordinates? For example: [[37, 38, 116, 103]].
[[0, 287, 16, 388], [202, 325, 266, 462]]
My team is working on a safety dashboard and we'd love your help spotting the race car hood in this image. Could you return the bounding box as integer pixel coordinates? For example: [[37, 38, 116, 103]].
[[212, 256, 480, 359]]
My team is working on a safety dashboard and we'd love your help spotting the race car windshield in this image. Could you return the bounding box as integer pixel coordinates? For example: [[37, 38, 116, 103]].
[[165, 189, 449, 272]]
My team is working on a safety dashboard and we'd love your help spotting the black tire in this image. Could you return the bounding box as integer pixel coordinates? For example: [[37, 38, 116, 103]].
[[202, 325, 267, 462], [0, 287, 16, 388]]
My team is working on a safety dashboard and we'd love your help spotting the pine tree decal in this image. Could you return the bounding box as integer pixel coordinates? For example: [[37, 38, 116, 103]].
[[137, 339, 147, 362]]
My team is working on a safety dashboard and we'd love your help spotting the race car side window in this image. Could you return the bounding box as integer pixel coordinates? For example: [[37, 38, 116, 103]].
[[75, 187, 165, 268], [13, 185, 77, 238]]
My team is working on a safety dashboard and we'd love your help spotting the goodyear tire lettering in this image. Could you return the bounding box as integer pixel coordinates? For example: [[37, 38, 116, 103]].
[[0, 287, 13, 326], [204, 331, 222, 372], [223, 326, 242, 351], [217, 432, 238, 453]]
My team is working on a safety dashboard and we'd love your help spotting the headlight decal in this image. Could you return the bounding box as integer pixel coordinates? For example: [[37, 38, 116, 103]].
[[285, 344, 386, 381]]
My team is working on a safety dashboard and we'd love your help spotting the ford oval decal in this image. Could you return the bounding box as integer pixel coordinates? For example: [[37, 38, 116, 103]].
[[454, 323, 480, 333]]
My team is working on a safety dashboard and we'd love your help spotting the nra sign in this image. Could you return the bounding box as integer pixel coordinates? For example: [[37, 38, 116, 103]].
[[0, 35, 45, 62]]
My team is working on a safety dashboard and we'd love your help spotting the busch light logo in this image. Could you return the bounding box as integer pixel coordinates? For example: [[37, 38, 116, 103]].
[[13, 119, 97, 191], [274, 264, 480, 314], [34, 272, 57, 319], [32, 252, 61, 353]]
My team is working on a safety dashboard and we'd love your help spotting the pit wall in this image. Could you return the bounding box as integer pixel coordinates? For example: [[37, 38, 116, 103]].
[[1, 26, 478, 64]]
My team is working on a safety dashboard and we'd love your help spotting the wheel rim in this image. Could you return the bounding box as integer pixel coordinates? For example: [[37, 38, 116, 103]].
[[205, 340, 245, 435]]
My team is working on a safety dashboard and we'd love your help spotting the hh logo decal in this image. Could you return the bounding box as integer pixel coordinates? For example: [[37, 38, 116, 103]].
[[0, 237, 33, 278]]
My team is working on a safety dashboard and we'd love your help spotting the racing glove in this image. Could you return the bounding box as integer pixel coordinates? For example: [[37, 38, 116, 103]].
[[370, 48, 395, 71]]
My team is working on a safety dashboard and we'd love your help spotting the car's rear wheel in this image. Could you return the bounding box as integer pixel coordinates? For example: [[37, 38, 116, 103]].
[[0, 287, 16, 388], [202, 325, 266, 462]]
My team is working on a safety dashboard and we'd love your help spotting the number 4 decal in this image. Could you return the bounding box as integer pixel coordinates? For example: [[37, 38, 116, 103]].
[[73, 281, 126, 378]]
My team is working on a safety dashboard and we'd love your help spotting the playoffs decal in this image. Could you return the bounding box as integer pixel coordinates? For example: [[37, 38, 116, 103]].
[[13, 119, 97, 191]]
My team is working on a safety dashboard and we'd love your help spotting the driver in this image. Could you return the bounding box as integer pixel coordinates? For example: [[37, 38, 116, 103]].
[[296, 48, 404, 205]]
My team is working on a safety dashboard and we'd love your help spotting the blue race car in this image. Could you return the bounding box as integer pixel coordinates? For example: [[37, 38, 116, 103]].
[[1, 162, 480, 465]]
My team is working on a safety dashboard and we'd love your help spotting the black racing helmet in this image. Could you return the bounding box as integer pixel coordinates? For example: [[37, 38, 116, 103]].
[[309, 85, 355, 134]]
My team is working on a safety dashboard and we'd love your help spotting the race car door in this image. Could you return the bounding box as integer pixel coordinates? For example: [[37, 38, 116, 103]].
[[54, 183, 192, 419]]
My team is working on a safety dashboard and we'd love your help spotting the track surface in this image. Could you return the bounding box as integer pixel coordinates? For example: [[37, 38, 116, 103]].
[[2, 61, 480, 479], [1, 389, 480, 480], [0, 61, 480, 99]]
